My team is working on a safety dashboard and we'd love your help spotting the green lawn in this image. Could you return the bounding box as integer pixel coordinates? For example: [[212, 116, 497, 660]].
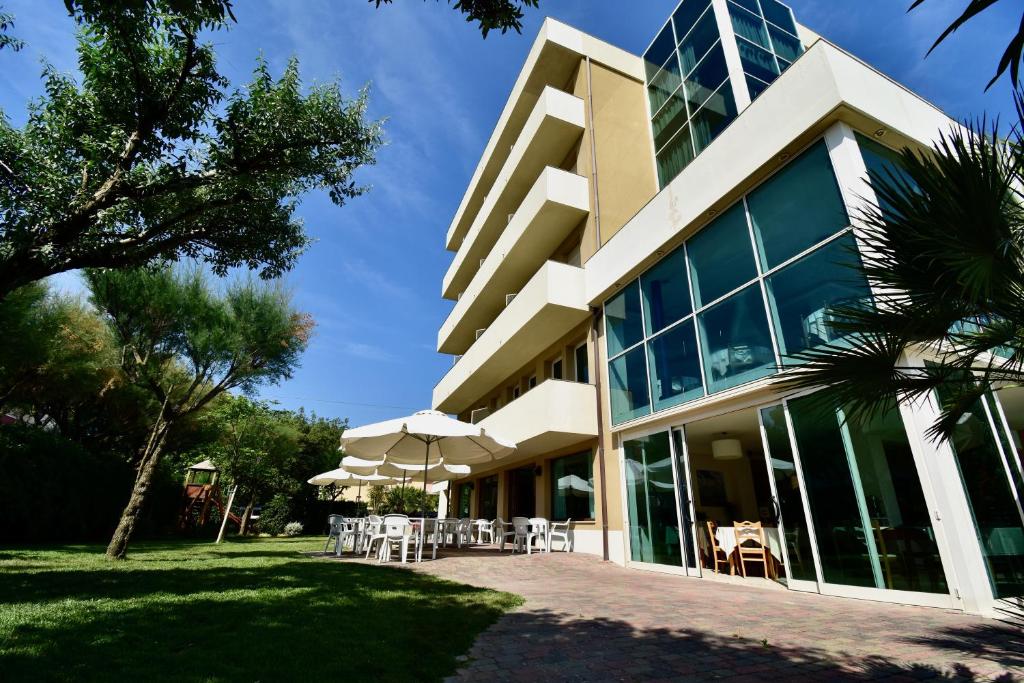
[[0, 537, 523, 682]]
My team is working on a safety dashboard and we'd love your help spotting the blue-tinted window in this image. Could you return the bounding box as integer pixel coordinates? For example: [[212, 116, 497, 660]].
[[679, 9, 720, 74], [644, 24, 677, 81], [698, 284, 775, 393], [648, 321, 704, 411], [652, 87, 688, 150], [551, 451, 594, 520], [765, 233, 871, 360], [730, 3, 770, 50], [768, 24, 802, 62], [673, 0, 713, 42], [610, 347, 651, 424], [746, 74, 770, 100], [731, 0, 762, 15], [606, 281, 644, 356], [641, 246, 691, 334], [687, 203, 757, 308], [684, 43, 729, 113], [748, 141, 849, 270], [657, 123, 695, 186], [691, 84, 737, 153], [738, 39, 780, 83], [761, 0, 797, 35], [648, 57, 683, 115]]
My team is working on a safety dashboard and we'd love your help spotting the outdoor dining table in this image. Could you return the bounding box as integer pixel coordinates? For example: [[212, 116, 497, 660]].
[[698, 525, 783, 576]]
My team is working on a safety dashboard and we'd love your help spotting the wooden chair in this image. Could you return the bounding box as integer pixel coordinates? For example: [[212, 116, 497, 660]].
[[734, 521, 769, 578], [705, 521, 731, 574]]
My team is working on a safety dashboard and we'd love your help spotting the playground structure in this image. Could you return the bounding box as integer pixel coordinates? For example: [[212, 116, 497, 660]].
[[179, 459, 242, 530]]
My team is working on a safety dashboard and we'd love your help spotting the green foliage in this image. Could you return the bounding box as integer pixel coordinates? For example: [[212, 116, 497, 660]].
[[372, 0, 539, 37], [0, 5, 23, 51], [0, 0, 382, 296], [370, 484, 438, 515], [778, 111, 1024, 441], [258, 493, 292, 536], [0, 424, 134, 542], [911, 0, 1024, 89]]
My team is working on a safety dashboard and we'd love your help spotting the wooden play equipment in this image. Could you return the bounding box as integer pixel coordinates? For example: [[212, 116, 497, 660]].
[[179, 459, 241, 529]]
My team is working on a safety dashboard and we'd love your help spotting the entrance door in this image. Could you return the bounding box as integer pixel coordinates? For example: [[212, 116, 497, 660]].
[[670, 428, 702, 576], [507, 467, 535, 519]]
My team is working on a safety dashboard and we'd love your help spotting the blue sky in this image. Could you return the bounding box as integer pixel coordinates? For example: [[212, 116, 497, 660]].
[[1, 0, 1019, 427]]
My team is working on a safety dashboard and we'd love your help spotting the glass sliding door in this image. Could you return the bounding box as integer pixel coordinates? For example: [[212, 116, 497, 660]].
[[940, 391, 1024, 598], [787, 397, 950, 596], [671, 429, 700, 573], [623, 432, 684, 566], [758, 405, 817, 584]]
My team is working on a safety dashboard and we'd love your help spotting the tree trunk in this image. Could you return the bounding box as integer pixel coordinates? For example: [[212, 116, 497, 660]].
[[105, 427, 169, 560], [239, 497, 255, 536]]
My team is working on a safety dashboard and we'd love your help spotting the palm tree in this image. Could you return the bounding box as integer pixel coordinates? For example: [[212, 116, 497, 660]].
[[777, 103, 1024, 442]]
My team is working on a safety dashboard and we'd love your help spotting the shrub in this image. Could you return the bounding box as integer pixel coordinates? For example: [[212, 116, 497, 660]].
[[259, 493, 291, 535], [283, 521, 303, 537]]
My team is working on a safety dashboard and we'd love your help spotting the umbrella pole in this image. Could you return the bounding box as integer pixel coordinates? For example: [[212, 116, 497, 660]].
[[421, 438, 430, 519]]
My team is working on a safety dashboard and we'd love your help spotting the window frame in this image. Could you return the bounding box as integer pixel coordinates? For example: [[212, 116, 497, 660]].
[[549, 450, 596, 522]]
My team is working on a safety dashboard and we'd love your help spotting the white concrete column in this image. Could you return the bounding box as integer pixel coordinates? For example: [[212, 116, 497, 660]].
[[711, 0, 752, 111]]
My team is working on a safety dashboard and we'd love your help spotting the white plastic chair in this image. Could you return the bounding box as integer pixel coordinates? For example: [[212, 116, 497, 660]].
[[335, 517, 359, 556], [475, 519, 495, 545], [527, 517, 549, 555], [496, 517, 516, 551], [363, 514, 385, 559], [380, 516, 413, 563], [324, 514, 344, 554], [508, 517, 529, 553], [548, 519, 572, 552], [456, 518, 472, 548]]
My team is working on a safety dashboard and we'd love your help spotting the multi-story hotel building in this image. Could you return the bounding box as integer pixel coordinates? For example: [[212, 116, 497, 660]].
[[431, 0, 1024, 617]]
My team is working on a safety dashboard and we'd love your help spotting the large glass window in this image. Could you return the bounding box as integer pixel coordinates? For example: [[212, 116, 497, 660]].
[[551, 451, 595, 521], [678, 8, 719, 74], [652, 88, 689, 151], [644, 24, 677, 83], [687, 203, 758, 308], [648, 321, 704, 411], [684, 44, 729, 114], [691, 85, 738, 155], [641, 246, 691, 334], [609, 347, 651, 424], [789, 398, 948, 593], [761, 0, 798, 35], [698, 284, 775, 393], [574, 343, 589, 384], [729, 3, 770, 50], [624, 432, 682, 566], [748, 141, 849, 270], [766, 233, 871, 360], [760, 405, 816, 581], [737, 39, 780, 83], [673, 0, 713, 40], [605, 281, 644, 357], [478, 475, 498, 520], [941, 391, 1024, 598], [657, 124, 695, 187], [457, 483, 472, 518]]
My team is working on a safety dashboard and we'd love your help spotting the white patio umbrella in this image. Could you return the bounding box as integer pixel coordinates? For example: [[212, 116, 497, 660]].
[[340, 409, 516, 517], [307, 467, 400, 508]]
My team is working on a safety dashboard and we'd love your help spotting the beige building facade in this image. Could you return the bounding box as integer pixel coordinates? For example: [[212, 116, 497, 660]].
[[432, 1, 1024, 617]]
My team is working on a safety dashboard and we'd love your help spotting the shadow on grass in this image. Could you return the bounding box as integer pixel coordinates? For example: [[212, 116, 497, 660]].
[[454, 607, 1023, 681], [0, 541, 521, 682]]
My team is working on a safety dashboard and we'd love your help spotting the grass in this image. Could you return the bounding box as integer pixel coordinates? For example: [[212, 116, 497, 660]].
[[0, 536, 523, 682]]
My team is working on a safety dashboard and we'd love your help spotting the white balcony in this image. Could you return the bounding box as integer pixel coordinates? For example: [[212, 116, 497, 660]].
[[442, 87, 585, 301], [478, 379, 598, 457], [433, 261, 590, 415], [438, 167, 589, 355]]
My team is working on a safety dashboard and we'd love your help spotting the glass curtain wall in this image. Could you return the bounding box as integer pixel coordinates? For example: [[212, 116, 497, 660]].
[[671, 430, 699, 569], [551, 451, 595, 520], [645, 0, 739, 186], [606, 139, 866, 426], [726, 0, 802, 101], [941, 391, 1024, 598], [624, 432, 684, 565], [787, 398, 948, 593]]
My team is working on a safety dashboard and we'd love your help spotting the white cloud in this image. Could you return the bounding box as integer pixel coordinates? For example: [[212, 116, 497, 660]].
[[341, 341, 396, 362], [341, 257, 414, 301]]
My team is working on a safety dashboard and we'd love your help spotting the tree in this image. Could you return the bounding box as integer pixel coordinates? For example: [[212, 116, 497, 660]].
[[911, 0, 1024, 89], [372, 0, 539, 37], [200, 395, 300, 534], [0, 5, 23, 51], [87, 265, 312, 558], [0, 0, 382, 299], [777, 114, 1024, 442]]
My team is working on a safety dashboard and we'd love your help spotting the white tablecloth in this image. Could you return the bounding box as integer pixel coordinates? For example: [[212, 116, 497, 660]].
[[715, 526, 783, 563]]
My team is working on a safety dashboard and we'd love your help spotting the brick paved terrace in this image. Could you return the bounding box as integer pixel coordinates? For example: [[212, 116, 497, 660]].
[[320, 547, 1024, 682]]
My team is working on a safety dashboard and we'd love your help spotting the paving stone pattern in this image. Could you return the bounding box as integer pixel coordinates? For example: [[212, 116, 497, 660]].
[[327, 548, 1024, 682]]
